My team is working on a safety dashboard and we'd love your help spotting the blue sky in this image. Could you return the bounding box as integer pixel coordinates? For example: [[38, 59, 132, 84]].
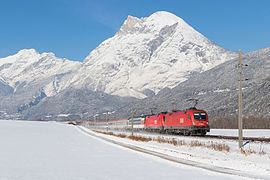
[[0, 0, 270, 61]]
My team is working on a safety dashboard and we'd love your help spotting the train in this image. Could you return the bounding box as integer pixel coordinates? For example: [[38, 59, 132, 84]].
[[92, 107, 210, 136]]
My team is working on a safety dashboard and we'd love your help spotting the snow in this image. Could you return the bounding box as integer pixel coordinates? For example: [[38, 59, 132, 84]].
[[209, 129, 270, 138], [0, 120, 249, 180], [197, 88, 232, 96], [57, 113, 71, 117], [213, 88, 231, 93], [82, 125, 270, 179]]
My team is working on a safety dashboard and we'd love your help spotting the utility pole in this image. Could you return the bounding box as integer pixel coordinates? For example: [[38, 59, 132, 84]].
[[94, 114, 99, 129], [107, 112, 109, 132], [131, 109, 136, 136], [172, 98, 176, 111], [103, 112, 109, 132], [238, 51, 243, 148]]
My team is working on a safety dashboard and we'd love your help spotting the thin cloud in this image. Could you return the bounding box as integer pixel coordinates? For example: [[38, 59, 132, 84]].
[[85, 0, 124, 31]]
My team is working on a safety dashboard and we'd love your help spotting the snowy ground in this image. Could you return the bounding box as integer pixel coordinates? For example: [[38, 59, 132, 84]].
[[209, 129, 270, 138], [0, 120, 250, 180], [82, 125, 270, 179]]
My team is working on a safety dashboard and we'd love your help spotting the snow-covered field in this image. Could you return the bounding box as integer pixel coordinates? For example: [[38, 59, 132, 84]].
[[0, 120, 250, 180], [209, 129, 270, 138], [83, 126, 270, 179]]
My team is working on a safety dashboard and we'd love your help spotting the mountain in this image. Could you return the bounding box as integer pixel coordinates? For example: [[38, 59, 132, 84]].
[[0, 49, 81, 115], [116, 48, 270, 128], [68, 11, 237, 98], [22, 88, 136, 120], [0, 49, 81, 96], [2, 11, 267, 123]]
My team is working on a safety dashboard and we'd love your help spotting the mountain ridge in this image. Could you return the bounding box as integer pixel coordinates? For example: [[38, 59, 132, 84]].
[[2, 11, 267, 122]]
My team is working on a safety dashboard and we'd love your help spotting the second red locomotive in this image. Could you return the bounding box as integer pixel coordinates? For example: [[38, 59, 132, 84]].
[[144, 108, 210, 135]]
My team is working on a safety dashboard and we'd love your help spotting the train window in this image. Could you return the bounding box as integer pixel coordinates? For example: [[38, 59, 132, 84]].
[[194, 112, 206, 120], [200, 113, 206, 119]]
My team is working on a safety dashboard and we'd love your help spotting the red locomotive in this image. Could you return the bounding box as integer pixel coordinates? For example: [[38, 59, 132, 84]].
[[93, 99, 210, 136], [144, 108, 209, 135]]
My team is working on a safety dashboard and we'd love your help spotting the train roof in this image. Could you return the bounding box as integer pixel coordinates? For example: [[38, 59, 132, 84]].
[[144, 109, 207, 117]]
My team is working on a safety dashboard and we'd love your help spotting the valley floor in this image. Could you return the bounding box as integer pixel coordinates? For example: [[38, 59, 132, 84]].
[[81, 125, 270, 179], [0, 120, 252, 180]]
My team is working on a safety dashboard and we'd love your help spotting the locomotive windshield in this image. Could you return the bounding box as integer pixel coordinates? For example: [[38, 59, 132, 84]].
[[193, 112, 206, 120]]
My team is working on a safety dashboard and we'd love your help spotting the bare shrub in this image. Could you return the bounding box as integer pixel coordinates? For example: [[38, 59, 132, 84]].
[[116, 134, 127, 138], [246, 149, 256, 154], [207, 142, 230, 152], [259, 150, 266, 155], [154, 137, 186, 146], [155, 136, 167, 143], [107, 132, 114, 136], [189, 140, 230, 152], [240, 148, 258, 156], [94, 130, 231, 153], [168, 138, 178, 146], [94, 130, 114, 136], [178, 140, 187, 146], [259, 143, 266, 155], [190, 140, 205, 147], [128, 135, 152, 142]]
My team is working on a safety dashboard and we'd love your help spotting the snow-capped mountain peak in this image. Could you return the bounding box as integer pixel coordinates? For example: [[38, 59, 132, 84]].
[[0, 49, 39, 66], [145, 11, 187, 30], [17, 48, 39, 56], [118, 11, 192, 36], [74, 11, 237, 98], [0, 49, 81, 97]]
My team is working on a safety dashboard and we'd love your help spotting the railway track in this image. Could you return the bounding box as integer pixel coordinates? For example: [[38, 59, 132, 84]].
[[77, 120, 270, 143], [204, 135, 270, 143], [86, 127, 270, 143]]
